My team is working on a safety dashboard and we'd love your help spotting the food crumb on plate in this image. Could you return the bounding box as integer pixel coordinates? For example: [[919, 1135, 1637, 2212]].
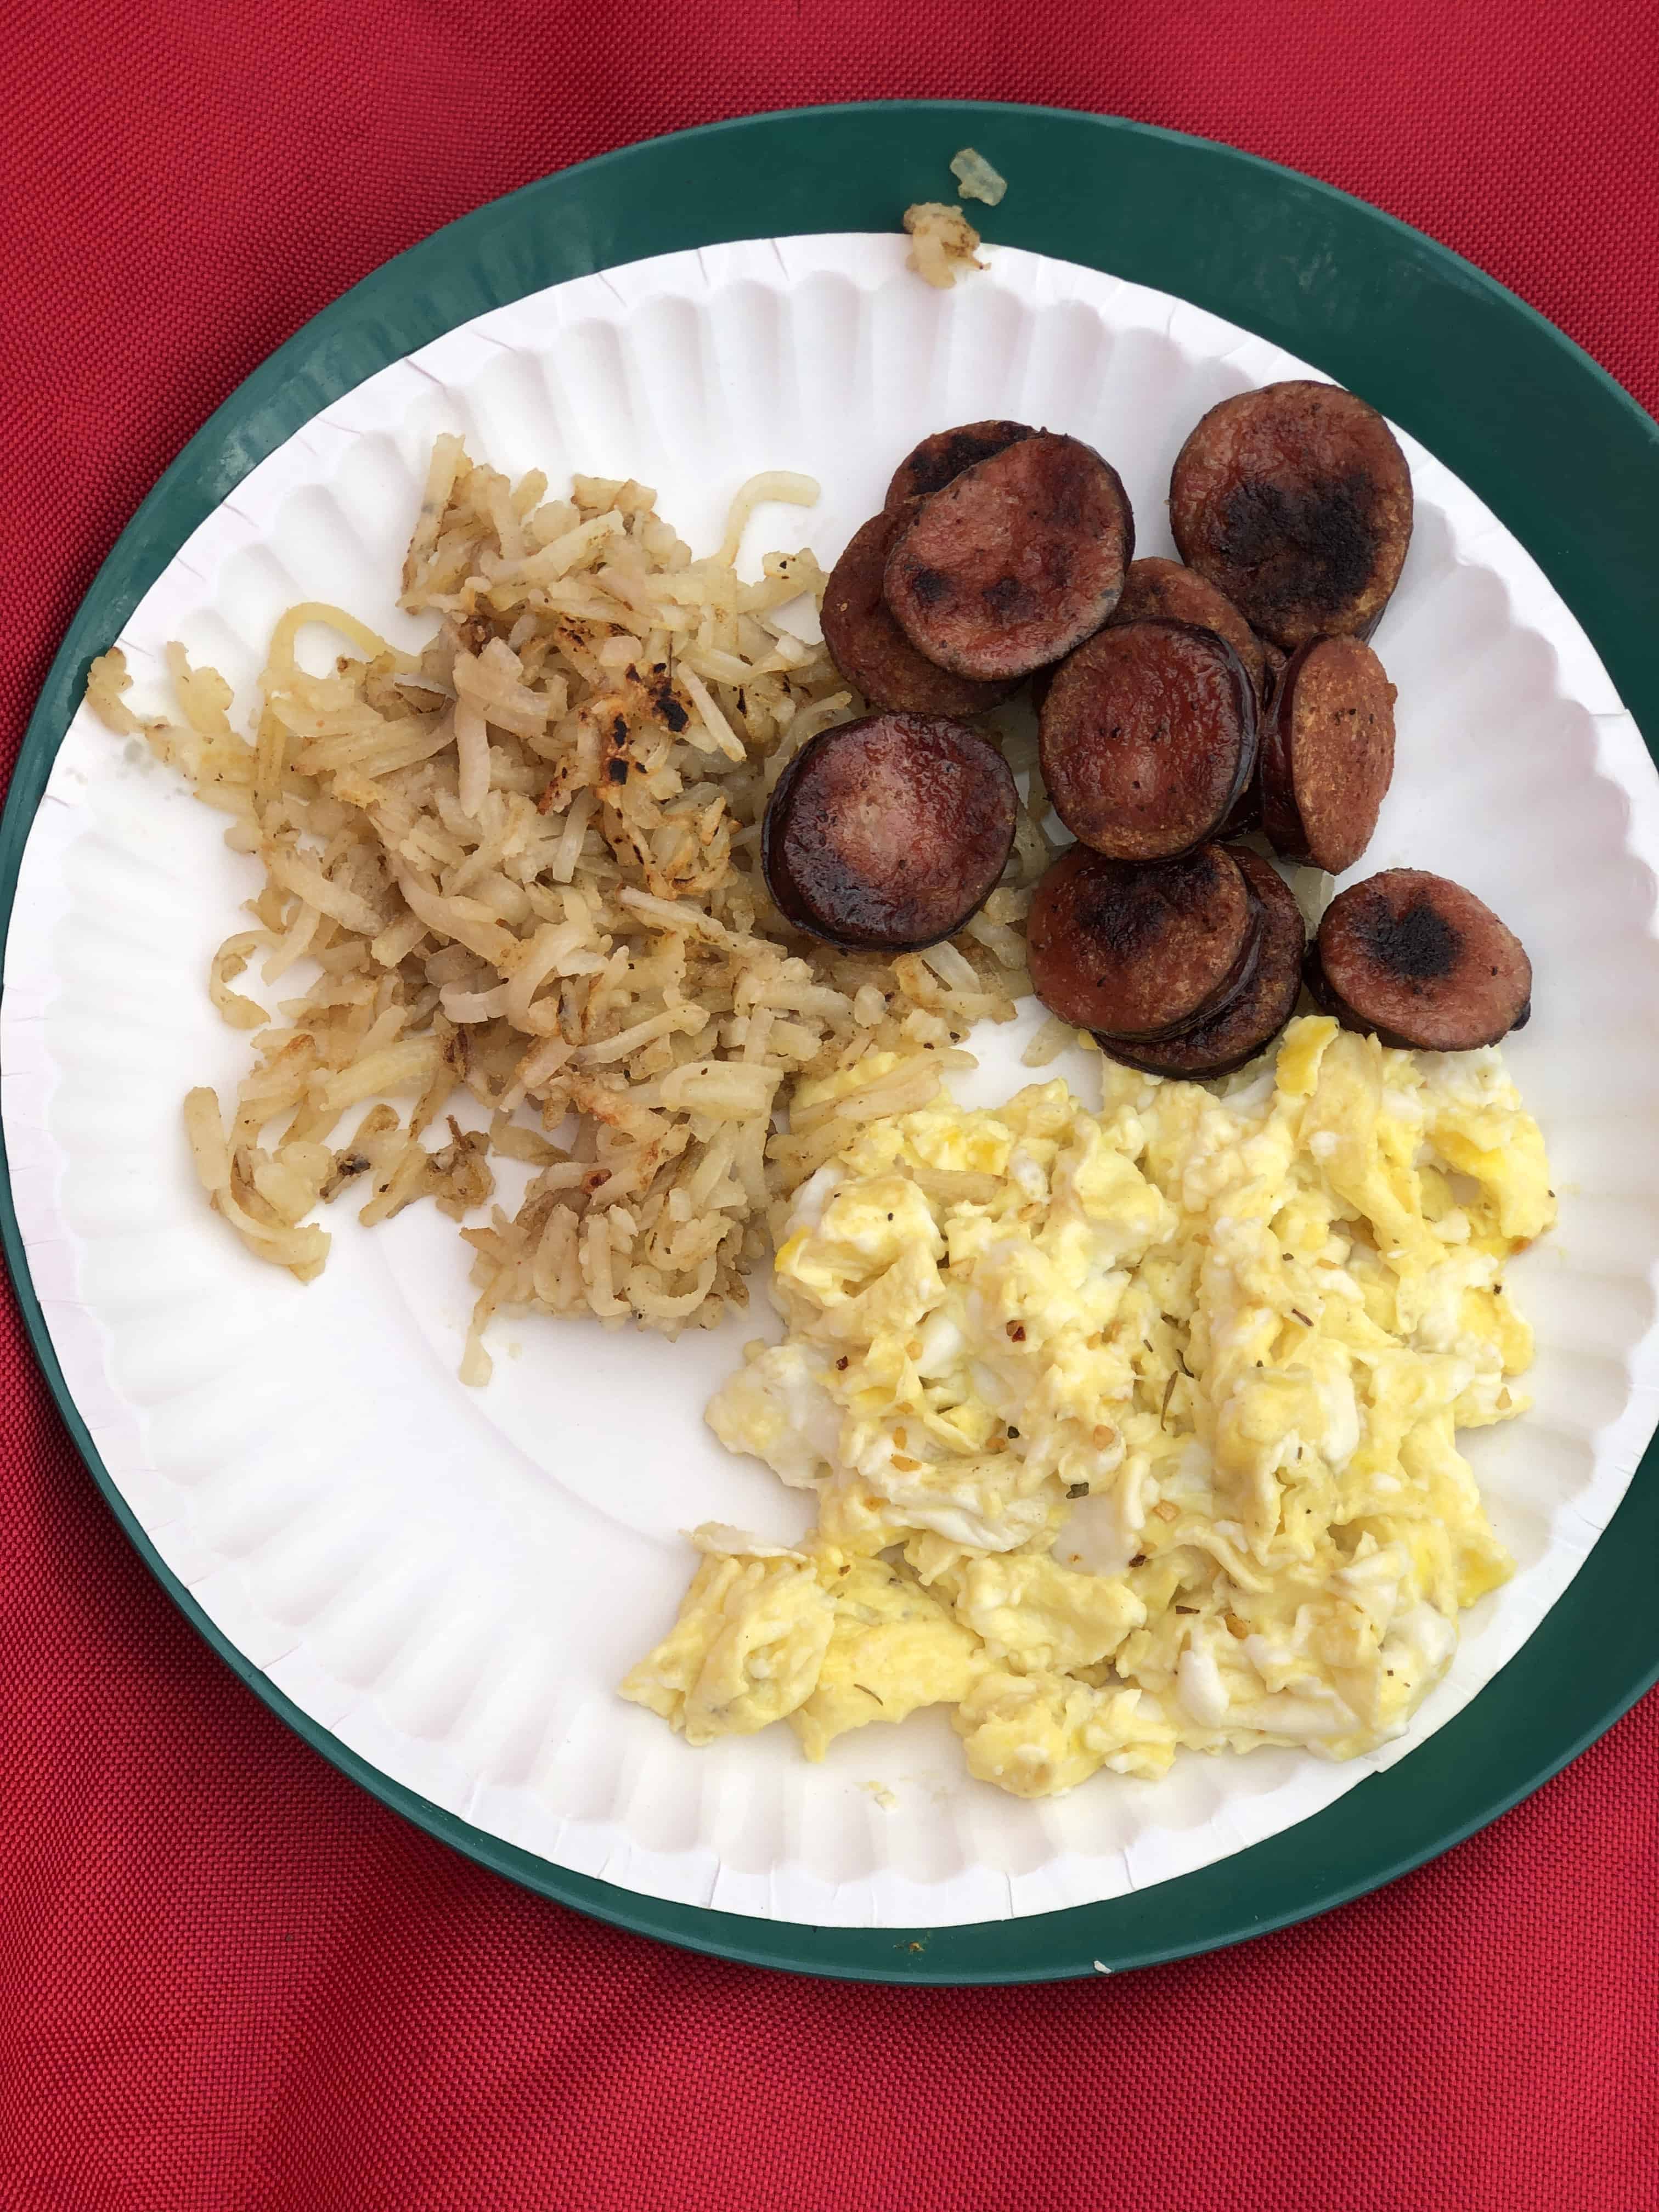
[[951, 147, 1007, 206], [903, 202, 984, 288]]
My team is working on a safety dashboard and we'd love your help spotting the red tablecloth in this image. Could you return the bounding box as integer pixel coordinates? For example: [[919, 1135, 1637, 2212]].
[[5, 6, 1658, 2207]]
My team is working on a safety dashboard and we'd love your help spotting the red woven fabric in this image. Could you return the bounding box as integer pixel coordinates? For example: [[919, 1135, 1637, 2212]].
[[4, 5, 1658, 2207]]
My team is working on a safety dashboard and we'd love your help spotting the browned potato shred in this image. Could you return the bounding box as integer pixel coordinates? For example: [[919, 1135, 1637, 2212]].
[[86, 442, 1054, 1380]]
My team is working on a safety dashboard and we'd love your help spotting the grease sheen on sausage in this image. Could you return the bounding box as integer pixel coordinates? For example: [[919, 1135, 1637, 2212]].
[[884, 420, 1036, 510], [821, 505, 1018, 718], [1310, 868, 1532, 1051], [1098, 849, 1305, 1079], [1108, 557, 1268, 704], [885, 432, 1135, 681], [762, 712, 1017, 952], [1027, 841, 1262, 1040], [1038, 619, 1258, 862], [1170, 381, 1414, 650], [1260, 634, 1396, 874]]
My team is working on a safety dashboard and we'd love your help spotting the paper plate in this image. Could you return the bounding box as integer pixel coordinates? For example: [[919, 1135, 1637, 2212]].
[[5, 104, 1659, 1983]]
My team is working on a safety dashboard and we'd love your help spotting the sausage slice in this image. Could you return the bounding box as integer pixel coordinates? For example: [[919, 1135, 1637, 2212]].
[[884, 432, 1135, 682], [762, 712, 1017, 952], [884, 420, 1035, 510], [1308, 869, 1532, 1051], [1170, 381, 1414, 650], [821, 506, 1018, 718], [1027, 842, 1263, 1040], [1098, 850, 1305, 1079], [1108, 557, 1268, 704], [1038, 619, 1258, 862], [1260, 635, 1396, 873]]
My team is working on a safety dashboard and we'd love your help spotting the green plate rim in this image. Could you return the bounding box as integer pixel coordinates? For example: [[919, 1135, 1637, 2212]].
[[3, 99, 1657, 1985]]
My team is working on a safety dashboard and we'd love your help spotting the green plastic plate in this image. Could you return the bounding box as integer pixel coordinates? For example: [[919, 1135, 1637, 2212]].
[[4, 101, 1658, 1984]]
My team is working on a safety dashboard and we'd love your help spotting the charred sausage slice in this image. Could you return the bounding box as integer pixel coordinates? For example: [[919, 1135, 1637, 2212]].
[[821, 506, 1019, 718], [762, 712, 1017, 952], [1260, 635, 1396, 873], [1309, 868, 1532, 1050], [885, 432, 1135, 682], [1038, 619, 1258, 862], [884, 420, 1036, 510], [1027, 842, 1263, 1040], [1170, 381, 1414, 651], [1108, 557, 1268, 704], [1098, 849, 1305, 1079]]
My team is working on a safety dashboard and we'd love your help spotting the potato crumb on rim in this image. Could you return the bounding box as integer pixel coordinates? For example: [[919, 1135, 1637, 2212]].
[[951, 147, 1007, 206], [902, 202, 984, 289]]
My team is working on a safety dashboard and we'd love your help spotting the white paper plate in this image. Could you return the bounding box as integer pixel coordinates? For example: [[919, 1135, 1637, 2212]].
[[7, 234, 1658, 1929]]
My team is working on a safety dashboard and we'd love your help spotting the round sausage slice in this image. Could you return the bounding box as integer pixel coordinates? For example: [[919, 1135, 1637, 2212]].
[[1098, 850, 1305, 1079], [884, 420, 1036, 510], [1308, 868, 1532, 1051], [1260, 635, 1396, 873], [884, 432, 1135, 682], [821, 506, 1019, 718], [762, 712, 1017, 952], [1170, 381, 1414, 650], [1027, 842, 1263, 1040], [1108, 557, 1268, 704], [1039, 619, 1257, 862]]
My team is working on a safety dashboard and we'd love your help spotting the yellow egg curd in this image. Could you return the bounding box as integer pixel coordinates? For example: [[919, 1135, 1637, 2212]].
[[620, 1015, 1554, 1798]]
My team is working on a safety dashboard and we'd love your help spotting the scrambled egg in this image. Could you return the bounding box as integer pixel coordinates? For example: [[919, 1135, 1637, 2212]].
[[620, 1017, 1554, 1798]]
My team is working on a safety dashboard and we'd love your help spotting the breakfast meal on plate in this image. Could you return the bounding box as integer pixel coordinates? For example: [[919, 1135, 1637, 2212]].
[[87, 366, 1551, 1796]]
